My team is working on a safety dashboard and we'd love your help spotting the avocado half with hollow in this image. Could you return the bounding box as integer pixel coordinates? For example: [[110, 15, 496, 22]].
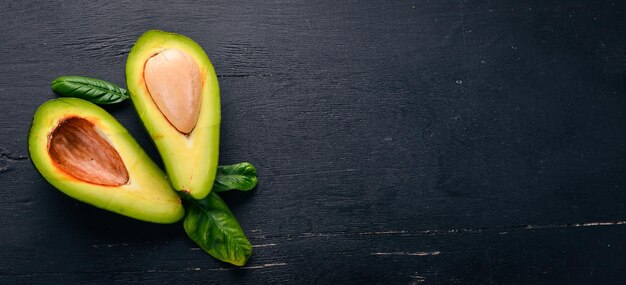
[[28, 98, 185, 223], [126, 30, 220, 200]]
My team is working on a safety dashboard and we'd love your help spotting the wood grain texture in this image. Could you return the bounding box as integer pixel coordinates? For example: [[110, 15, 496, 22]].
[[1, 0, 625, 284]]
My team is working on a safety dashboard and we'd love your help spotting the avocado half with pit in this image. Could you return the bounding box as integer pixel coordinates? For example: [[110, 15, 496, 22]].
[[28, 98, 185, 223], [126, 30, 220, 200]]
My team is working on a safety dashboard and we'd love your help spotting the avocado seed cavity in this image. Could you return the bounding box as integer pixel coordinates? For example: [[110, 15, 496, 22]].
[[48, 118, 129, 186], [144, 48, 201, 134]]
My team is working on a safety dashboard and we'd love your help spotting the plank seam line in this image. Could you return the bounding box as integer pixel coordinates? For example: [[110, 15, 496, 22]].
[[251, 220, 626, 240]]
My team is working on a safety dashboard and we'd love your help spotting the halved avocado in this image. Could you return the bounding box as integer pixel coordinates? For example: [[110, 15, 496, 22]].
[[126, 30, 220, 200], [28, 98, 185, 223]]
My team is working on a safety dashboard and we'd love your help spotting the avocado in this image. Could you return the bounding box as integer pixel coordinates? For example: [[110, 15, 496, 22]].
[[126, 30, 220, 200], [28, 98, 185, 223]]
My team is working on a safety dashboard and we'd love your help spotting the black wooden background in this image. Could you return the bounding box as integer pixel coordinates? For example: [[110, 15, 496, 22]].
[[1, 1, 624, 284]]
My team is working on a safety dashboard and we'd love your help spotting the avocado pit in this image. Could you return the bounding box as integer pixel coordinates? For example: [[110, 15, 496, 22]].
[[144, 48, 201, 134], [48, 117, 129, 186]]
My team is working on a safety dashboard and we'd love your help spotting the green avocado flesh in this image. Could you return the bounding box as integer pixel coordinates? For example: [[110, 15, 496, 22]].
[[28, 98, 185, 223], [126, 30, 220, 200]]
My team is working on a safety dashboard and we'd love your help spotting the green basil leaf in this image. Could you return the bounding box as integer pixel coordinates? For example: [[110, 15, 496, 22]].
[[184, 193, 252, 266], [213, 162, 258, 192], [51, 76, 129, 104]]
